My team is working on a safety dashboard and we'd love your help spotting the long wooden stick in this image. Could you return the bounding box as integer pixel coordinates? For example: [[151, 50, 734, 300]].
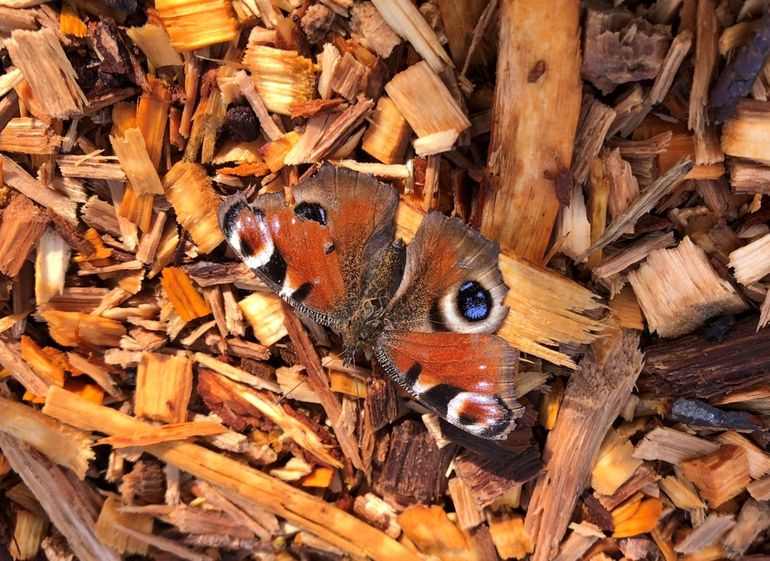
[[42, 386, 418, 561]]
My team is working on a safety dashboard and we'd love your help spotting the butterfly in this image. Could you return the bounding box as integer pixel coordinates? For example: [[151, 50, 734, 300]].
[[217, 163, 524, 439]]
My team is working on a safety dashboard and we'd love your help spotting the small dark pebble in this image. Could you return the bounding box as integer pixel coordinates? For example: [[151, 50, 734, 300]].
[[671, 398, 767, 432], [225, 104, 259, 143]]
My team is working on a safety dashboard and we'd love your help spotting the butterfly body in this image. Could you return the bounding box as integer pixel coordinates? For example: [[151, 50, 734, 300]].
[[218, 164, 524, 439]]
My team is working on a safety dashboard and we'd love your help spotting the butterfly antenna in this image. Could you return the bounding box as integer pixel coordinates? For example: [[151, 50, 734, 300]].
[[277, 378, 307, 404]]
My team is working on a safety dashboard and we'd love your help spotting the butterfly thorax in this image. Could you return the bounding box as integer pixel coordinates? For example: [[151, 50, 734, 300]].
[[340, 240, 405, 363]]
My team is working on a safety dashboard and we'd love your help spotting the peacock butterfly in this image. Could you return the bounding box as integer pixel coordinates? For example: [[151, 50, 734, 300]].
[[218, 163, 524, 439]]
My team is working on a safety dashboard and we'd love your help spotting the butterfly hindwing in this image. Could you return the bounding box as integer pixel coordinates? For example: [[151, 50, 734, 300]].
[[385, 212, 509, 334], [374, 331, 524, 439], [218, 163, 398, 328]]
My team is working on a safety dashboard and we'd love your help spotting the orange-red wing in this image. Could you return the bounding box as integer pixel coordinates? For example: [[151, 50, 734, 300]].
[[218, 164, 398, 328], [218, 190, 346, 326], [293, 164, 398, 300], [374, 331, 524, 439]]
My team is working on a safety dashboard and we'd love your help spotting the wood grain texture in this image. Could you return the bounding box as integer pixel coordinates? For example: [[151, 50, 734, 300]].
[[479, 0, 581, 261]]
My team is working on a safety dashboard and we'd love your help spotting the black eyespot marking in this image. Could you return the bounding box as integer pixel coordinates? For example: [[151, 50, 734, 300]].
[[457, 412, 476, 426], [238, 236, 254, 257], [291, 282, 313, 302], [421, 383, 462, 417], [260, 248, 287, 285], [404, 362, 422, 385], [324, 242, 335, 255], [294, 202, 327, 225], [456, 280, 492, 322]]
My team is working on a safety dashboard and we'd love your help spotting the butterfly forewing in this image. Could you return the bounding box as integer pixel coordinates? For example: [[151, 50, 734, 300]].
[[218, 163, 398, 328]]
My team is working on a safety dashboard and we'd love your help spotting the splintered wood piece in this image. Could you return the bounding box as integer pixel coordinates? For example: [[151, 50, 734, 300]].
[[19, 336, 65, 387], [715, 431, 770, 479], [629, 236, 747, 337], [0, 117, 61, 154], [525, 331, 643, 561], [729, 231, 770, 285], [233, 69, 284, 141], [163, 161, 224, 254], [397, 203, 605, 368], [66, 352, 123, 398], [591, 429, 642, 496], [194, 352, 277, 392], [593, 232, 676, 282], [42, 310, 126, 348], [96, 420, 226, 448], [453, 445, 542, 509], [0, 432, 120, 561], [135, 351, 193, 423], [478, 0, 580, 261], [659, 474, 707, 510], [350, 2, 401, 59], [155, 0, 238, 51], [330, 52, 366, 100], [680, 445, 750, 507], [195, 481, 279, 540], [238, 291, 288, 346], [0, 194, 49, 277], [555, 185, 591, 260], [385, 61, 469, 150], [136, 76, 171, 170], [572, 96, 617, 184], [283, 305, 364, 471], [161, 267, 211, 322], [42, 387, 419, 561], [35, 228, 70, 306], [362, 97, 411, 164], [94, 496, 153, 555], [126, 23, 183, 68], [0, 335, 50, 396], [633, 427, 719, 464], [375, 419, 454, 505], [582, 4, 670, 95], [260, 130, 302, 172], [488, 514, 533, 560], [722, 99, 770, 163], [639, 317, 770, 398], [353, 493, 401, 539], [396, 505, 476, 561], [575, 159, 692, 263], [10, 508, 47, 561], [447, 477, 483, 530], [196, 369, 340, 467], [57, 155, 127, 182], [552, 522, 603, 561], [615, 31, 693, 137], [688, 0, 718, 141], [5, 28, 87, 118], [370, 0, 451, 72], [0, 395, 93, 478], [729, 160, 770, 194], [723, 499, 770, 557], [674, 513, 736, 553], [110, 129, 164, 195], [285, 98, 373, 164], [611, 496, 663, 539], [241, 45, 317, 116]]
